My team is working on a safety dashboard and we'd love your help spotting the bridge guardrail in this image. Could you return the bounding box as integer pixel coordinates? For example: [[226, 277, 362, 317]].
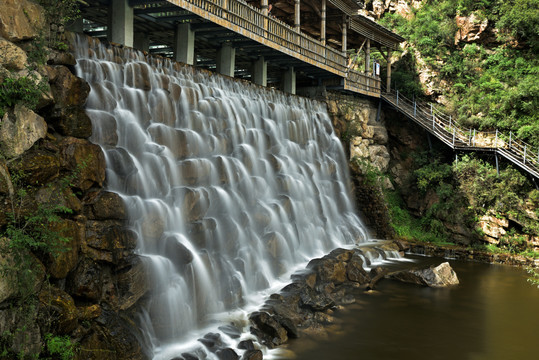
[[381, 87, 539, 179]]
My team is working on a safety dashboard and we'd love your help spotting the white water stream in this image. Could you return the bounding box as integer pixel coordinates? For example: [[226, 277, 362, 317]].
[[74, 35, 367, 359]]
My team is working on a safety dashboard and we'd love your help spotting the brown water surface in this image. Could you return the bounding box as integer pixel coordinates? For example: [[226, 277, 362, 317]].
[[285, 256, 539, 360]]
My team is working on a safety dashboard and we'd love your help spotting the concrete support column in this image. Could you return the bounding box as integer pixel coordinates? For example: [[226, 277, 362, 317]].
[[110, 0, 133, 47], [283, 67, 296, 94], [134, 32, 150, 52], [217, 43, 235, 77], [261, 0, 269, 15], [253, 56, 267, 86], [294, 0, 300, 31], [365, 38, 370, 73], [174, 23, 195, 65], [386, 48, 392, 92], [321, 0, 326, 45], [341, 15, 347, 53]]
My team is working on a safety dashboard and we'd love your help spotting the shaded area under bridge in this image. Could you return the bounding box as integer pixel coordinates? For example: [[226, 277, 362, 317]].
[[71, 0, 404, 97]]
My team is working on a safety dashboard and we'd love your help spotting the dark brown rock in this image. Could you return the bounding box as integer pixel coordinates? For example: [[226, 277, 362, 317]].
[[35, 180, 83, 214], [67, 257, 104, 301], [83, 190, 127, 220], [346, 253, 369, 284], [9, 150, 60, 186], [83, 220, 137, 264], [47, 50, 77, 66], [237, 340, 255, 351], [249, 312, 288, 347], [38, 286, 78, 334], [59, 137, 106, 191], [48, 106, 93, 138], [242, 349, 262, 360], [48, 65, 90, 108], [45, 218, 82, 279], [77, 310, 144, 360], [216, 348, 239, 360], [115, 256, 150, 310], [307, 257, 347, 285]]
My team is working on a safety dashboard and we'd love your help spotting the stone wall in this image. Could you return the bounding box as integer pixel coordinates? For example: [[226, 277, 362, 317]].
[[0, 1, 147, 358], [325, 92, 394, 239]]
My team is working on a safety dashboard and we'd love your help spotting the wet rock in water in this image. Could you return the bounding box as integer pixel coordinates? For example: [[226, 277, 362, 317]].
[[389, 262, 459, 287], [216, 348, 239, 360], [249, 311, 288, 347], [237, 340, 256, 351], [242, 349, 263, 360], [218, 324, 242, 339], [366, 267, 388, 290], [299, 286, 335, 311], [198, 332, 225, 353]]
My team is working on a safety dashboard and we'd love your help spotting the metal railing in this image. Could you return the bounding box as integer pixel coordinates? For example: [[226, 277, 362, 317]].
[[381, 87, 539, 179]]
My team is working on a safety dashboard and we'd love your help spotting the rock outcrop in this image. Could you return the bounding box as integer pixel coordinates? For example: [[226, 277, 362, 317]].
[[248, 246, 397, 348], [0, 3, 147, 359], [388, 262, 460, 287]]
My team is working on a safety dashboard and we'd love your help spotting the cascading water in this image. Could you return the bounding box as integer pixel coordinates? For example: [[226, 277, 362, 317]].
[[74, 35, 367, 359]]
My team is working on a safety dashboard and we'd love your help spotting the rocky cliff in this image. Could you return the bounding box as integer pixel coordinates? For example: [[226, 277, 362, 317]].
[[0, 1, 147, 358]]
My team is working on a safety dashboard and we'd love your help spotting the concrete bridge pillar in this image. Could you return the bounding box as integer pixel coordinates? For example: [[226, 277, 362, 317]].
[[321, 0, 326, 45], [342, 15, 347, 53], [365, 38, 371, 74], [253, 57, 267, 86], [283, 67, 296, 94], [134, 32, 150, 52], [109, 0, 134, 47], [294, 0, 301, 30], [174, 23, 195, 65], [217, 43, 235, 77]]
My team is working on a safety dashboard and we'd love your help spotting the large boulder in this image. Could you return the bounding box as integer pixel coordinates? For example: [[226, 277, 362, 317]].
[[83, 190, 127, 220], [0, 105, 48, 159], [249, 311, 288, 347], [59, 137, 106, 191], [0, 39, 28, 70], [389, 262, 459, 287], [0, 0, 46, 42], [45, 218, 83, 279], [38, 286, 79, 334], [83, 220, 137, 264], [76, 310, 144, 360], [45, 65, 92, 137], [10, 149, 60, 186]]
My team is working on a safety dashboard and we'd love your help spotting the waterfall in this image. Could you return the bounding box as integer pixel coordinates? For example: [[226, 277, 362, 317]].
[[74, 35, 367, 359]]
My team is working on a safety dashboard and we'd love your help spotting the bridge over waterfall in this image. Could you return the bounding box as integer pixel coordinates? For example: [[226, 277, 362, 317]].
[[382, 89, 539, 180], [73, 0, 403, 97]]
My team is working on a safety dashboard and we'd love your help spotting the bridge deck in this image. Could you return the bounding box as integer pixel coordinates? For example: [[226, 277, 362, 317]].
[[167, 0, 381, 97]]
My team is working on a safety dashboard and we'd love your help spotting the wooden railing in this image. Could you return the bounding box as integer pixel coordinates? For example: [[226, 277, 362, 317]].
[[382, 88, 539, 179], [168, 0, 380, 96]]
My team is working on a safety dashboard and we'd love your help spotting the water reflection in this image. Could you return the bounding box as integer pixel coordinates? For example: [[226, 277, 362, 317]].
[[286, 257, 538, 360]]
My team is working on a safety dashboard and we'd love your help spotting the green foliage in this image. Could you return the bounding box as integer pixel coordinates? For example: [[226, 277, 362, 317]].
[[379, 0, 539, 146], [43, 334, 76, 360], [0, 75, 47, 118], [526, 266, 539, 288], [384, 189, 453, 245], [497, 0, 539, 52], [37, 0, 81, 27]]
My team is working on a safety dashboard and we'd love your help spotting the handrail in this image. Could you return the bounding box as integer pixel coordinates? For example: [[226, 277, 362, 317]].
[[381, 87, 539, 179], [169, 0, 380, 96]]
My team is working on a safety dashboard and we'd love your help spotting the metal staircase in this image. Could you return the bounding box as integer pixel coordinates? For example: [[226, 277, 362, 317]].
[[381, 89, 539, 180]]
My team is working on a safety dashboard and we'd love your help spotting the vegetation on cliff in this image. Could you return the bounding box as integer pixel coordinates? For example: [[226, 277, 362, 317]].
[[379, 0, 539, 146]]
